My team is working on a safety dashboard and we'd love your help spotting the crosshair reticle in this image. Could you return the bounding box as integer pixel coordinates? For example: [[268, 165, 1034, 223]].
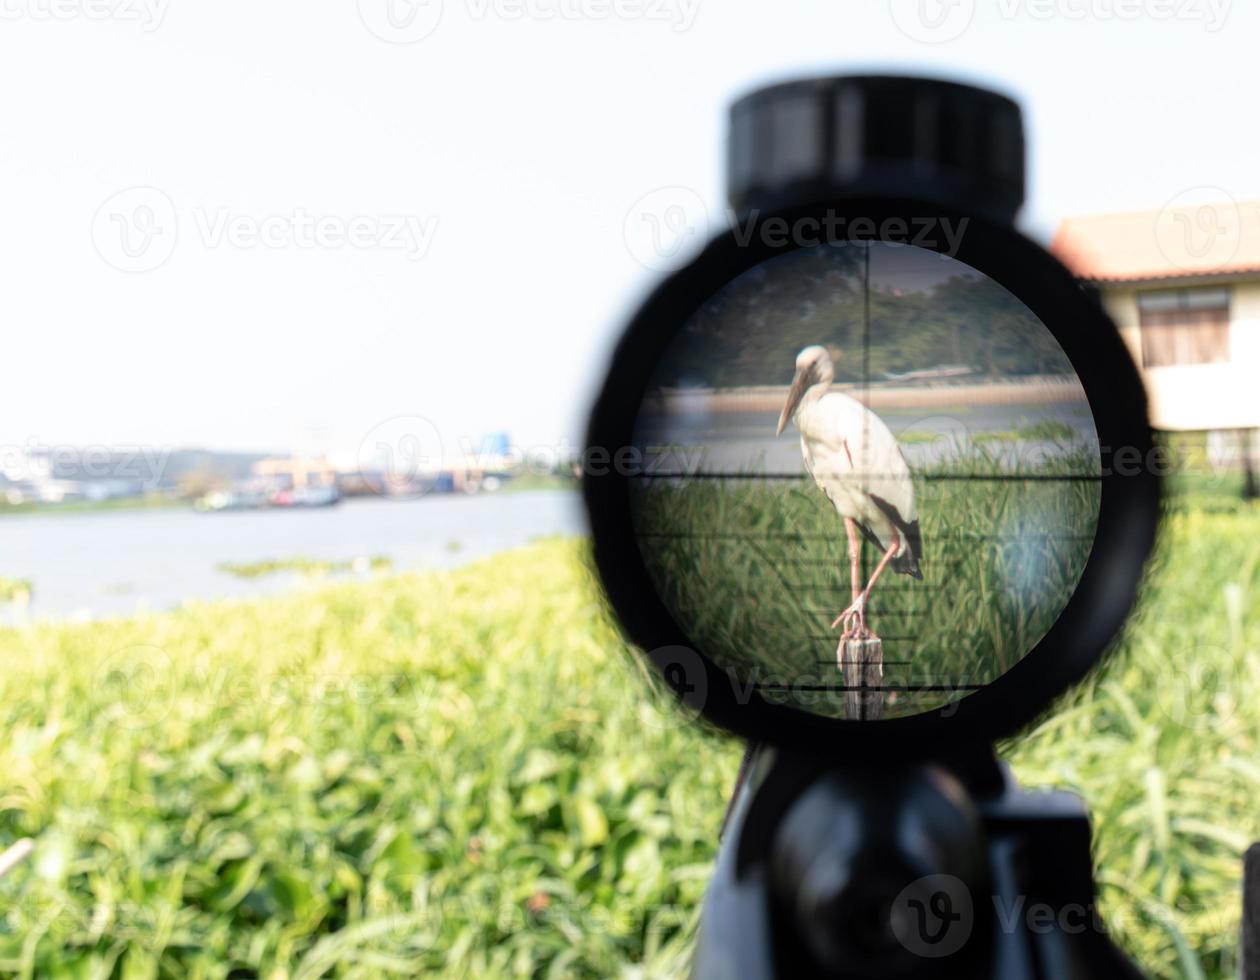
[[627, 241, 1101, 720]]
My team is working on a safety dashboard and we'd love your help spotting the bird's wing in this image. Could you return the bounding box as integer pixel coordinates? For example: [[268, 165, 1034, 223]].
[[814, 392, 918, 524]]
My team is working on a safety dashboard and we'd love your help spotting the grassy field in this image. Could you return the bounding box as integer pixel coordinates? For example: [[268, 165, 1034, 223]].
[[0, 473, 1257, 977], [0, 579, 31, 605], [1005, 482, 1260, 978], [630, 448, 1100, 718], [0, 538, 738, 978]]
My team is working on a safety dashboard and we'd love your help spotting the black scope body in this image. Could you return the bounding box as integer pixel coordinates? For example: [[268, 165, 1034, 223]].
[[583, 71, 1159, 979]]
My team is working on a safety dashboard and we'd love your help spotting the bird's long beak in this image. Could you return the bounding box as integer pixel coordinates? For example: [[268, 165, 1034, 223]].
[[776, 369, 808, 436]]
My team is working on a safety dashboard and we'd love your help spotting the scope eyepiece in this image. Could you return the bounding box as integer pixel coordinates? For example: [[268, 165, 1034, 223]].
[[728, 75, 1024, 221], [585, 73, 1159, 755]]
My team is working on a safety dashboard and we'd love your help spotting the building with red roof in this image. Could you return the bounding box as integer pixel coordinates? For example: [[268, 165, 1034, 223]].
[[1050, 198, 1260, 433]]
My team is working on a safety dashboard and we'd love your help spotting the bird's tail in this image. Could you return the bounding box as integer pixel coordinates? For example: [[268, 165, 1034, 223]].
[[893, 518, 923, 579], [892, 550, 923, 580]]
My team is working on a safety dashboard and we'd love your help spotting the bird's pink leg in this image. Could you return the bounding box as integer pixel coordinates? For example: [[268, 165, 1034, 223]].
[[844, 518, 861, 602], [832, 534, 901, 638], [837, 518, 862, 639]]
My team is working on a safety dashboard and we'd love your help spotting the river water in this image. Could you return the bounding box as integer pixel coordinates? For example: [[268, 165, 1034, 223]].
[[0, 490, 585, 624], [0, 397, 1099, 625]]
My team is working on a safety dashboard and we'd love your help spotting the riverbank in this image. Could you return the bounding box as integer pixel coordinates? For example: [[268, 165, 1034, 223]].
[[640, 376, 1087, 416], [0, 489, 583, 623], [0, 494, 183, 519]]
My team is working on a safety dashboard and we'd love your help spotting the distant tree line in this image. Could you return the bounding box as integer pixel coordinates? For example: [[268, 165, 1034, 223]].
[[653, 246, 1072, 387]]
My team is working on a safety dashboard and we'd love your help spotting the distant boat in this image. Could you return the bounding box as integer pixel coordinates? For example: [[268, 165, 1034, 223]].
[[271, 485, 342, 508], [194, 489, 272, 512], [195, 484, 341, 512]]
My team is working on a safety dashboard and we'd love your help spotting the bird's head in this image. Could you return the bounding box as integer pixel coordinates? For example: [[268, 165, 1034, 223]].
[[776, 345, 837, 435]]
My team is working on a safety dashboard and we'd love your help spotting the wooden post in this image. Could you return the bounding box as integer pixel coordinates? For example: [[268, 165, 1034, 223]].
[[840, 635, 884, 721]]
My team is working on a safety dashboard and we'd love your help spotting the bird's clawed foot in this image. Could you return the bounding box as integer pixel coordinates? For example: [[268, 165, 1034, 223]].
[[832, 595, 872, 641]]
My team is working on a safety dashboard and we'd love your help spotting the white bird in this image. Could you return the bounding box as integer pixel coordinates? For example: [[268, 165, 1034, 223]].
[[776, 345, 922, 639]]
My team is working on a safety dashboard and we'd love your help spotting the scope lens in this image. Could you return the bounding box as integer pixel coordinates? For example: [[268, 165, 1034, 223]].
[[628, 241, 1101, 720]]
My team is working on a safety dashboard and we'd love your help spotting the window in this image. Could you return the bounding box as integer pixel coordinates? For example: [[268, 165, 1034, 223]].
[[1136, 287, 1231, 367]]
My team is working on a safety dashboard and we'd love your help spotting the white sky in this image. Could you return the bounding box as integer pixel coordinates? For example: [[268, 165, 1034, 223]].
[[1, 0, 1255, 456]]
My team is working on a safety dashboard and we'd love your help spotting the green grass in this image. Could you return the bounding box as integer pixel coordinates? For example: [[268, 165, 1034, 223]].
[[1006, 500, 1260, 978], [0, 542, 737, 978], [894, 430, 947, 445], [496, 473, 577, 494], [0, 474, 1257, 977], [897, 419, 1081, 446], [971, 419, 1081, 445], [630, 450, 1100, 718], [216, 556, 393, 580], [0, 578, 32, 604]]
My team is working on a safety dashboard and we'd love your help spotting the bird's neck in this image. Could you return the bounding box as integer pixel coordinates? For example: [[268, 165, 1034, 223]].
[[798, 381, 830, 417]]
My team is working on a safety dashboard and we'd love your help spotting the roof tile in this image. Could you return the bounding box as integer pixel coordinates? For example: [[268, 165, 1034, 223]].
[[1050, 199, 1260, 282]]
